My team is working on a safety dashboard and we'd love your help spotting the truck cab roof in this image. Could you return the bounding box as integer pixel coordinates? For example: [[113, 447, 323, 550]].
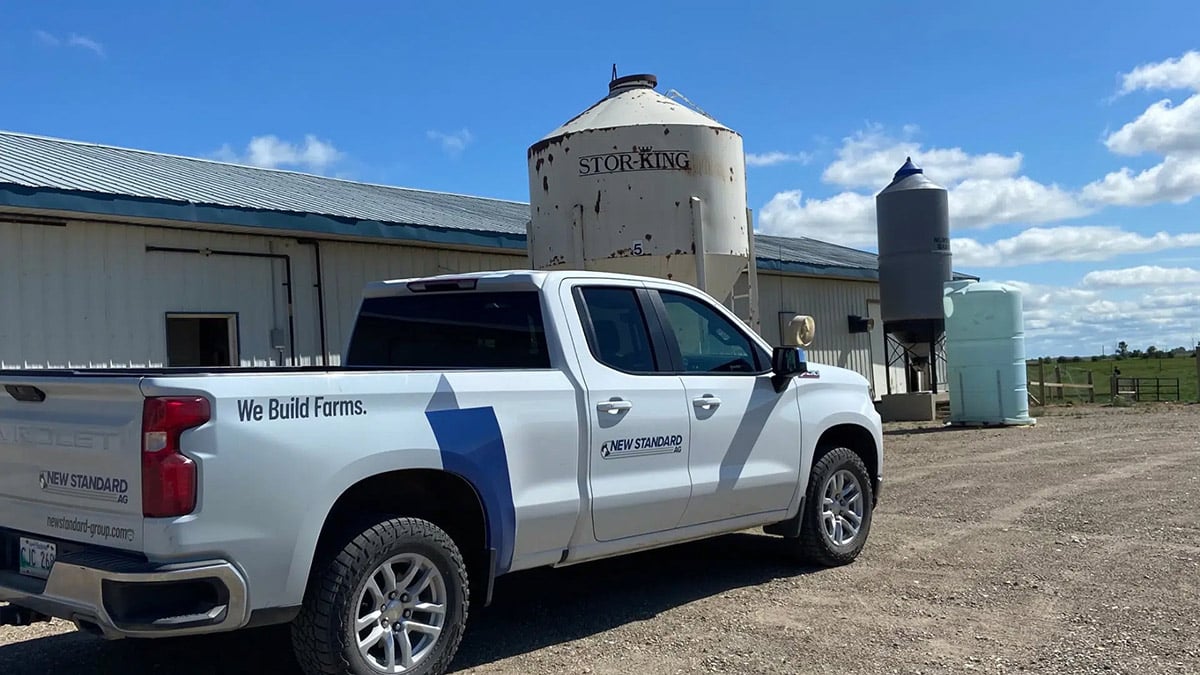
[[361, 268, 708, 298]]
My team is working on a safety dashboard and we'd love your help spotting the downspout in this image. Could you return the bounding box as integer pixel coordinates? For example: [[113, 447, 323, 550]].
[[297, 239, 329, 366]]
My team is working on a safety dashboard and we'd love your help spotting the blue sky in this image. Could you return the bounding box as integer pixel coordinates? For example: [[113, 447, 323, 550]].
[[4, 1, 1200, 356]]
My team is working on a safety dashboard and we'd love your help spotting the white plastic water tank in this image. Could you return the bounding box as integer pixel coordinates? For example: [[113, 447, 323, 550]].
[[527, 73, 753, 312], [943, 280, 1036, 426]]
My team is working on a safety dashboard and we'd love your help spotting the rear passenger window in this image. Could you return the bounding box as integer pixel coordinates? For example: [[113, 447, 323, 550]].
[[579, 288, 658, 373], [345, 291, 550, 369]]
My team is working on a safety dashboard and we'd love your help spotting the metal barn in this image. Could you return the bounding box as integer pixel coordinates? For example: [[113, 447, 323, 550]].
[[0, 131, 926, 398]]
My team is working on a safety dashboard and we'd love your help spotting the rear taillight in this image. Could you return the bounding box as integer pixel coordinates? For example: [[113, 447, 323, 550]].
[[141, 396, 210, 518]]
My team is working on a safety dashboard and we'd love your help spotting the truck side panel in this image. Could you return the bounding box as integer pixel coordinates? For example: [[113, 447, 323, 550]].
[[422, 371, 583, 573], [792, 373, 884, 510], [137, 368, 581, 611]]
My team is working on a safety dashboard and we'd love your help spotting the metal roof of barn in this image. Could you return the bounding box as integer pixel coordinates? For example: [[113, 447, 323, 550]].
[[0, 130, 976, 281], [0, 131, 531, 250], [755, 234, 882, 278]]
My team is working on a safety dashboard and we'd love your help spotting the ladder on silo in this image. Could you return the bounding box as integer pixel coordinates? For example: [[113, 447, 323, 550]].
[[727, 208, 761, 333]]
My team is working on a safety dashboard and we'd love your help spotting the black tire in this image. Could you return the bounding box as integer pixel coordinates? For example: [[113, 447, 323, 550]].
[[292, 517, 470, 675], [793, 446, 875, 566]]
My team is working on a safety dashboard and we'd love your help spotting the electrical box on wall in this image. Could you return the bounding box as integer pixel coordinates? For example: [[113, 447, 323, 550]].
[[270, 328, 287, 350]]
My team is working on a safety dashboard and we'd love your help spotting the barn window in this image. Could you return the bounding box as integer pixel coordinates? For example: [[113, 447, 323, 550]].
[[165, 313, 239, 367]]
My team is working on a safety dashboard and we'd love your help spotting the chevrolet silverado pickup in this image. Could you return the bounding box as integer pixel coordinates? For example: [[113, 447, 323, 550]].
[[0, 269, 883, 675]]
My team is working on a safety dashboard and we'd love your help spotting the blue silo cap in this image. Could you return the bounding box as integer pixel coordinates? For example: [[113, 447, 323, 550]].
[[894, 156, 923, 180]]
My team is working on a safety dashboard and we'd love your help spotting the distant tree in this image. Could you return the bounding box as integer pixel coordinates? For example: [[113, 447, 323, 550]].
[[1090, 355, 1100, 362], [1117, 341, 1129, 356], [1167, 351, 1176, 359], [1147, 345, 1159, 358], [1071, 356, 1082, 363], [1132, 349, 1144, 358]]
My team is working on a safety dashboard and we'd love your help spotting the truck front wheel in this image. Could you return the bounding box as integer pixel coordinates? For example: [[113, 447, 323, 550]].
[[292, 516, 469, 675], [793, 446, 875, 566]]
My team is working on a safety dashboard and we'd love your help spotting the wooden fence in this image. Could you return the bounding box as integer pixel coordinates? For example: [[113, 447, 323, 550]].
[[1028, 363, 1095, 405]]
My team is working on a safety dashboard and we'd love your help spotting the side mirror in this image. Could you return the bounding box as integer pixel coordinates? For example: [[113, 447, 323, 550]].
[[771, 346, 807, 392]]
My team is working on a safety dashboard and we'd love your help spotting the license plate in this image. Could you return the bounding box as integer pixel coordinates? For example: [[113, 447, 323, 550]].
[[18, 537, 56, 579]]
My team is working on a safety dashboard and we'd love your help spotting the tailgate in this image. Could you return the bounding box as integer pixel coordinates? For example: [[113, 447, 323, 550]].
[[0, 376, 146, 553]]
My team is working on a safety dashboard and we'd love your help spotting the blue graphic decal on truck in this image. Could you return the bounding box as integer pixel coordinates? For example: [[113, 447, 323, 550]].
[[424, 377, 516, 576]]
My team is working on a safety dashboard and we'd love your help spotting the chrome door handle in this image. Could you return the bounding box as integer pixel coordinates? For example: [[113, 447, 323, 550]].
[[597, 399, 633, 414], [693, 395, 722, 409]]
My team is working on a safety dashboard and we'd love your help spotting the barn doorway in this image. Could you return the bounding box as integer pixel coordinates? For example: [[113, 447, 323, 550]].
[[165, 313, 239, 367]]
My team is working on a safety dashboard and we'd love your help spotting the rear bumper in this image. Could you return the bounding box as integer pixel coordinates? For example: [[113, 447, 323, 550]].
[[0, 553, 249, 639]]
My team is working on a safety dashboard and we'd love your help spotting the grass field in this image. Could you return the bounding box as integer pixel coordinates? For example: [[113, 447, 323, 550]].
[[1027, 353, 1199, 403]]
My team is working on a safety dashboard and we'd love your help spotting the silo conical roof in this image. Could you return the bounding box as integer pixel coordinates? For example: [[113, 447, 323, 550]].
[[879, 156, 946, 195], [533, 74, 734, 148]]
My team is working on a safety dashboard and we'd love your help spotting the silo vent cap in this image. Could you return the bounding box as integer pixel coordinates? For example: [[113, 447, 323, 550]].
[[894, 156, 923, 180], [609, 73, 658, 94]]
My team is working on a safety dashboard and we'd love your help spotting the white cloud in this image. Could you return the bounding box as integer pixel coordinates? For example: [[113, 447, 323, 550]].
[[1001, 280, 1101, 313], [67, 34, 104, 57], [427, 129, 473, 156], [821, 126, 1023, 189], [1104, 95, 1200, 156], [951, 226, 1200, 268], [745, 151, 812, 168], [1143, 291, 1200, 309], [1082, 155, 1200, 206], [1000, 278, 1200, 356], [1118, 50, 1200, 94], [211, 134, 345, 173], [1084, 51, 1200, 207], [757, 125, 1090, 246], [1081, 265, 1200, 288], [950, 177, 1087, 229], [34, 30, 104, 56], [759, 190, 878, 248]]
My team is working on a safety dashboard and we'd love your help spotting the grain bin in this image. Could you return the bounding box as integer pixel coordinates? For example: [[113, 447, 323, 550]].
[[943, 280, 1036, 426], [875, 157, 953, 395], [526, 72, 757, 325], [876, 157, 953, 337]]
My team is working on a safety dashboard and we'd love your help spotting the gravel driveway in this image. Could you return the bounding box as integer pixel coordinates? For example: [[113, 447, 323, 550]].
[[3, 403, 1198, 674]]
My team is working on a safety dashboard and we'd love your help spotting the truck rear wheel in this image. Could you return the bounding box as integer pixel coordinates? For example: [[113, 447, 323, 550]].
[[793, 446, 874, 566], [292, 516, 469, 675]]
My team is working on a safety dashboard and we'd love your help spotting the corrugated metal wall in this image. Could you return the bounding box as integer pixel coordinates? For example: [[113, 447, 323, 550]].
[[0, 217, 523, 369], [2, 215, 911, 394], [756, 272, 905, 398]]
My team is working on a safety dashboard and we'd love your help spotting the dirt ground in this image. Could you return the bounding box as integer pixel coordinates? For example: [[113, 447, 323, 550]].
[[2, 403, 1198, 674]]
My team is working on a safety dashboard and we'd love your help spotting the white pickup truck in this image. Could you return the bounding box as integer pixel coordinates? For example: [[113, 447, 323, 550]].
[[0, 269, 883, 675]]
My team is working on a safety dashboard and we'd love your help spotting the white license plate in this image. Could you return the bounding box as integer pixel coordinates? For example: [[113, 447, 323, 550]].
[[18, 537, 56, 579]]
